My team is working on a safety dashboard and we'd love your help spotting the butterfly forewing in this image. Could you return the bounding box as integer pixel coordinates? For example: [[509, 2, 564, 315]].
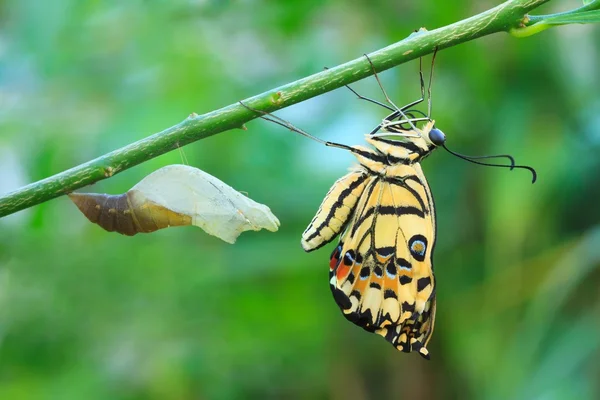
[[301, 169, 372, 252]]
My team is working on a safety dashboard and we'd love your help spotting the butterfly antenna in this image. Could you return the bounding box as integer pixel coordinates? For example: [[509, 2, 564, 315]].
[[442, 147, 516, 168], [442, 144, 537, 183], [419, 56, 425, 101], [238, 101, 353, 152]]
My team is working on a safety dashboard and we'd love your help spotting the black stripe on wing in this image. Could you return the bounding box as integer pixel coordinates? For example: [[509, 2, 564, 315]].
[[303, 172, 369, 242], [351, 205, 426, 237], [384, 177, 429, 215]]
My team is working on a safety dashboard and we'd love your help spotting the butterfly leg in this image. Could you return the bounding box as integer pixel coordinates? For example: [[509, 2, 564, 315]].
[[364, 54, 429, 135], [322, 63, 426, 135], [367, 48, 439, 117], [326, 78, 423, 136], [426, 47, 438, 118], [365, 48, 439, 134], [326, 55, 427, 114], [363, 54, 420, 131], [238, 101, 353, 151], [323, 66, 394, 112]]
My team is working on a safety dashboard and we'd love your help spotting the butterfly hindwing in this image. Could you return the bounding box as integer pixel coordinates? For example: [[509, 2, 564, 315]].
[[329, 162, 437, 359]]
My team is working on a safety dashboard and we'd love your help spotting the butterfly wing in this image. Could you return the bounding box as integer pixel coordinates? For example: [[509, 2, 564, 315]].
[[329, 163, 437, 359], [302, 168, 373, 252]]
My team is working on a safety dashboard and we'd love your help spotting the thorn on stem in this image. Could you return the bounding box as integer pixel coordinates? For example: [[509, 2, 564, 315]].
[[408, 27, 428, 38], [104, 166, 114, 177], [271, 91, 283, 105]]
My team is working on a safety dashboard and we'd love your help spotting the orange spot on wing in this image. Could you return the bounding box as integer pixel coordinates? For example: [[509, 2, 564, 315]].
[[383, 275, 397, 291], [371, 273, 384, 287], [336, 264, 351, 280], [354, 272, 369, 293], [375, 255, 388, 265]]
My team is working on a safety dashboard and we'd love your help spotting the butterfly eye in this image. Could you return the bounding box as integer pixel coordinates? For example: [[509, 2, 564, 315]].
[[429, 128, 446, 146]]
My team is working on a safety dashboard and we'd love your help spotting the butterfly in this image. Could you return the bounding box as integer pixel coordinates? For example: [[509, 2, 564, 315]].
[[300, 109, 443, 360], [241, 52, 535, 359]]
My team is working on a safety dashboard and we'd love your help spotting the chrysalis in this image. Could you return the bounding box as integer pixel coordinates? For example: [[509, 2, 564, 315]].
[[69, 164, 280, 243]]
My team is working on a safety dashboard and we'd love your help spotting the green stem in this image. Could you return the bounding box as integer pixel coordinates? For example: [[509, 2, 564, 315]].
[[0, 0, 550, 218], [510, 21, 553, 37]]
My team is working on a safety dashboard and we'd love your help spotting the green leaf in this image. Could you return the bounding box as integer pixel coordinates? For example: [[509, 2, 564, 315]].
[[512, 9, 600, 37], [541, 9, 600, 25]]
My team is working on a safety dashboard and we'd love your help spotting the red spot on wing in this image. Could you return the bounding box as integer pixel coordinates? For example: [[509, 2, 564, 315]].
[[329, 246, 341, 271]]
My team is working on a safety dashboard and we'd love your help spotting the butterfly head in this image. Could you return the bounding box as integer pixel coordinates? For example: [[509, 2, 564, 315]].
[[418, 119, 446, 149], [428, 126, 446, 147], [365, 118, 446, 164]]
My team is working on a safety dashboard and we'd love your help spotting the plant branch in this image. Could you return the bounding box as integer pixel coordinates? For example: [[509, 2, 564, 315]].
[[0, 0, 554, 218]]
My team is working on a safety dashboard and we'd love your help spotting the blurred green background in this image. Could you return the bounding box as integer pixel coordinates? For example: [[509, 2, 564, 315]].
[[1, 0, 599, 399]]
